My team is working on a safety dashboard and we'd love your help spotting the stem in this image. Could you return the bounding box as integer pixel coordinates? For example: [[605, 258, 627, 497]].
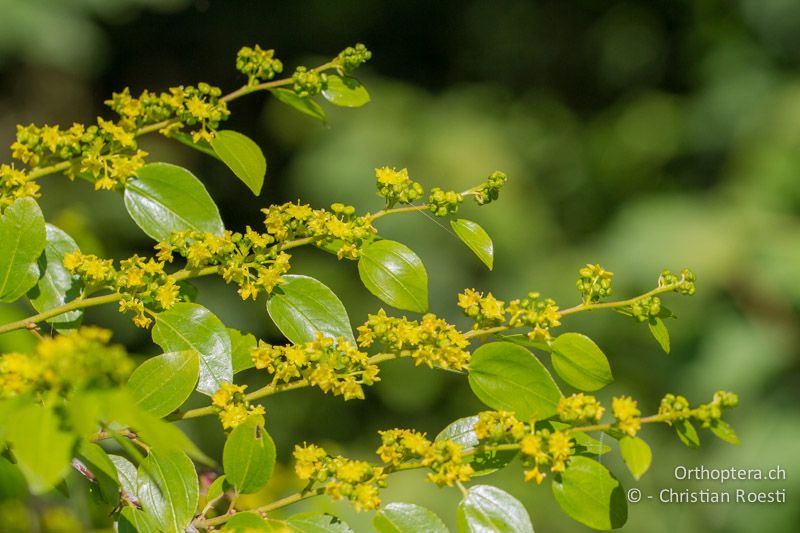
[[0, 293, 122, 335], [368, 204, 429, 222], [194, 488, 325, 529]]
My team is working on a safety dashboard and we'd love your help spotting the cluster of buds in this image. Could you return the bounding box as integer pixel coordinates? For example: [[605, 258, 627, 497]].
[[376, 429, 474, 487], [659, 268, 697, 295], [210, 383, 265, 430], [557, 393, 606, 424], [658, 390, 739, 428], [427, 188, 463, 217], [335, 43, 372, 74], [471, 171, 508, 205], [235, 45, 283, 85], [0, 165, 40, 209], [459, 288, 562, 341], [374, 166, 424, 207], [576, 264, 613, 303], [291, 66, 328, 97], [251, 334, 379, 401], [629, 295, 662, 322], [612, 396, 642, 437]]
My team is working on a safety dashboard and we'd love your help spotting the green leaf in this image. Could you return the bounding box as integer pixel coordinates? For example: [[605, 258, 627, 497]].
[[77, 441, 121, 504], [207, 474, 228, 502], [450, 219, 493, 270], [167, 130, 221, 160], [674, 419, 700, 448], [230, 328, 257, 374], [27, 224, 83, 327], [223, 414, 276, 494], [108, 455, 138, 500], [6, 403, 75, 494], [222, 512, 275, 531], [136, 448, 198, 533], [358, 240, 428, 313], [0, 197, 46, 303], [709, 419, 740, 445], [457, 484, 533, 533], [619, 436, 652, 480], [270, 88, 326, 122], [374, 502, 448, 533], [211, 130, 267, 195], [124, 162, 225, 242], [285, 512, 355, 532], [468, 342, 562, 419], [647, 317, 670, 353], [118, 507, 161, 533], [436, 416, 518, 475], [545, 421, 611, 456], [152, 303, 233, 396], [127, 350, 200, 418], [500, 333, 552, 352], [267, 275, 355, 345], [550, 333, 614, 391], [321, 75, 370, 107], [551, 456, 627, 530]]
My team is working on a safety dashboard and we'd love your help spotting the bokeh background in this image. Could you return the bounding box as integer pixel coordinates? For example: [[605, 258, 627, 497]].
[[0, 0, 798, 531]]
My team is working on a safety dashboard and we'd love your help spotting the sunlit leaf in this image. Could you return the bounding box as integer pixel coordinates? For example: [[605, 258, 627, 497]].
[[211, 130, 267, 195], [0, 197, 46, 303], [358, 240, 428, 313]]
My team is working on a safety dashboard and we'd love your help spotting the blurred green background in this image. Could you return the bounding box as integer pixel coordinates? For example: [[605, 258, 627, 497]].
[[1, 0, 798, 531]]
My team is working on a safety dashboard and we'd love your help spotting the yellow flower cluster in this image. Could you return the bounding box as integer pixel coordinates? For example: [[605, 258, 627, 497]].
[[0, 164, 40, 209], [612, 396, 642, 437], [576, 264, 613, 303], [293, 444, 386, 511], [211, 383, 265, 430], [557, 393, 605, 424], [376, 429, 474, 487], [251, 334, 379, 401], [0, 327, 132, 398], [374, 167, 424, 207], [356, 309, 470, 370], [458, 289, 562, 341], [236, 45, 283, 85]]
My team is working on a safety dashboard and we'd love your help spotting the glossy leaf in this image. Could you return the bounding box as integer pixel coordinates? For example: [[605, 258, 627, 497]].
[[450, 219, 493, 270], [270, 88, 326, 122], [77, 441, 121, 504], [27, 224, 83, 327], [223, 414, 276, 494], [230, 328, 257, 374], [0, 197, 46, 303], [358, 240, 428, 313], [211, 130, 267, 195], [167, 130, 221, 160], [647, 317, 670, 353], [206, 474, 228, 502], [108, 455, 138, 501], [322, 75, 370, 107], [674, 419, 700, 448], [286, 512, 355, 532], [552, 456, 627, 530], [550, 333, 614, 391], [267, 275, 355, 344], [468, 341, 562, 419], [118, 507, 161, 533], [457, 484, 534, 533], [374, 502, 448, 533], [127, 350, 200, 418], [222, 512, 274, 531], [619, 436, 652, 480], [136, 448, 199, 533], [436, 416, 518, 475], [709, 419, 740, 445], [152, 303, 233, 396], [124, 162, 224, 241]]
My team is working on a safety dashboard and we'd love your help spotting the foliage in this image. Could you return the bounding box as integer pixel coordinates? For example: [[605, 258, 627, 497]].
[[0, 44, 740, 532]]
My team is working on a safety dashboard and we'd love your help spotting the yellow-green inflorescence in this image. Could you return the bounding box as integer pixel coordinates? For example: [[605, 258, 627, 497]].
[[210, 383, 265, 430], [459, 288, 562, 341]]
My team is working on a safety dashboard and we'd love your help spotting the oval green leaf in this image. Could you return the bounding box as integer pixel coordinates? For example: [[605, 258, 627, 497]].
[[77, 441, 121, 504], [550, 333, 614, 391], [709, 419, 740, 445], [551, 456, 627, 530], [374, 502, 448, 533], [152, 303, 233, 396], [270, 88, 326, 122], [286, 512, 355, 532], [436, 416, 518, 475], [468, 342, 562, 419], [27, 224, 83, 327], [619, 436, 652, 480], [211, 130, 267, 195], [674, 419, 700, 448], [322, 75, 370, 107], [450, 219, 493, 270], [0, 197, 46, 303], [136, 448, 199, 533], [223, 414, 276, 494], [457, 484, 534, 533], [267, 275, 355, 345], [230, 328, 257, 374], [222, 512, 274, 531], [124, 162, 224, 241], [108, 454, 138, 501], [118, 507, 161, 533], [358, 240, 428, 313], [647, 317, 670, 354], [127, 350, 200, 418]]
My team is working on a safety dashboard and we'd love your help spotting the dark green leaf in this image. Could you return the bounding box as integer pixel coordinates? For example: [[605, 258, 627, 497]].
[[675, 419, 700, 448], [230, 328, 257, 374], [211, 130, 267, 195], [358, 240, 428, 313], [127, 350, 200, 418], [709, 419, 740, 445], [468, 342, 561, 419], [647, 317, 670, 353], [457, 484, 533, 533], [450, 219, 493, 270], [0, 197, 46, 303], [136, 448, 198, 532], [223, 414, 276, 494], [118, 507, 161, 533], [27, 224, 83, 327], [270, 88, 326, 122], [550, 333, 614, 391], [619, 436, 652, 480], [124, 162, 224, 241], [436, 416, 518, 475], [152, 303, 233, 396], [77, 441, 121, 504], [374, 502, 448, 533], [321, 75, 370, 107], [267, 275, 355, 345], [551, 456, 627, 530]]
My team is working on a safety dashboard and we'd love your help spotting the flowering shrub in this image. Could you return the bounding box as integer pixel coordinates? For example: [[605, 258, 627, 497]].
[[0, 44, 738, 532]]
